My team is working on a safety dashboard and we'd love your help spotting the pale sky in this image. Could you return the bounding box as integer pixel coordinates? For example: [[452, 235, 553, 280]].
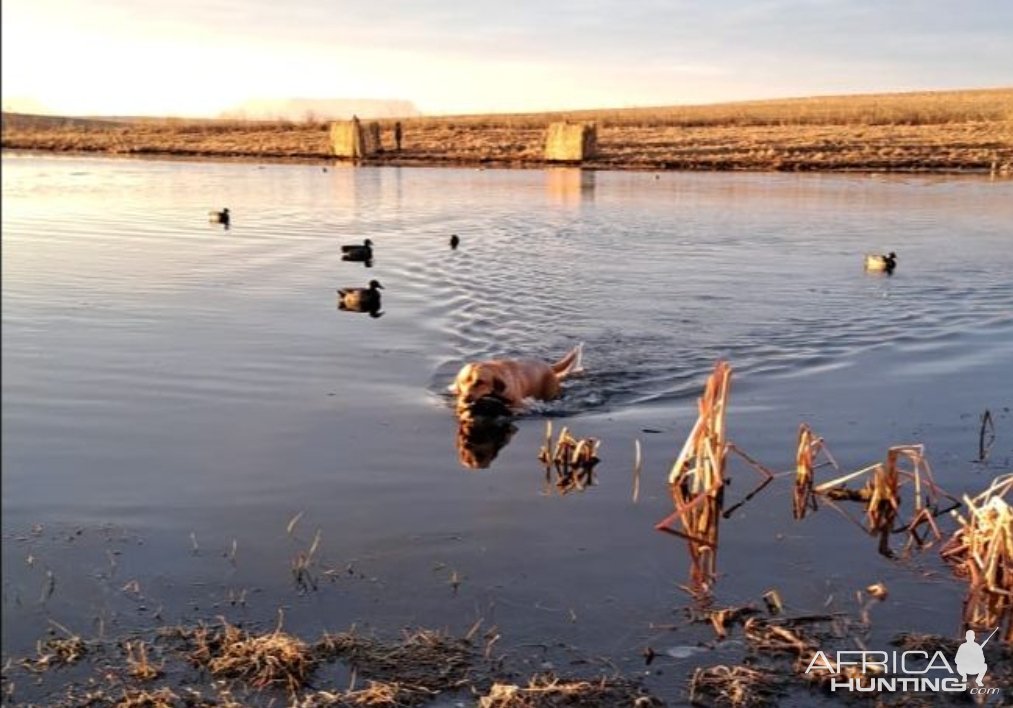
[[2, 0, 1011, 117]]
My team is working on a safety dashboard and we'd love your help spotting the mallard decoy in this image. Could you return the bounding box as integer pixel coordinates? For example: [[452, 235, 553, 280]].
[[864, 251, 897, 273], [341, 239, 373, 261], [450, 234, 460, 250], [338, 279, 383, 311], [209, 208, 230, 227]]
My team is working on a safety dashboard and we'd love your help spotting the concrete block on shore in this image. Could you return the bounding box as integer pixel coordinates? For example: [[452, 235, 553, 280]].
[[544, 122, 597, 162], [330, 120, 382, 158]]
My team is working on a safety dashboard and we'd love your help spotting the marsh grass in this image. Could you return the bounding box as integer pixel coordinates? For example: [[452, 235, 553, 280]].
[[688, 664, 781, 708], [478, 674, 662, 707], [181, 617, 315, 694], [940, 475, 1013, 642], [4, 89, 1010, 172]]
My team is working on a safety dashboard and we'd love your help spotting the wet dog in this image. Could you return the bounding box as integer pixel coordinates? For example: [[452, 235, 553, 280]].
[[449, 343, 583, 418]]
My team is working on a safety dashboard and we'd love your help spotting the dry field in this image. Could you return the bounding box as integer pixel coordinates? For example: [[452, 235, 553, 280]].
[[3, 88, 1012, 172]]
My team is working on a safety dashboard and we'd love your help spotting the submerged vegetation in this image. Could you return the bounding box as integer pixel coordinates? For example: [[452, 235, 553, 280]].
[[3, 88, 1011, 172]]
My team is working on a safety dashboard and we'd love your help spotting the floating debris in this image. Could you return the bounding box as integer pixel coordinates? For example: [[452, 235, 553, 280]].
[[18, 634, 87, 673], [688, 664, 781, 707], [479, 674, 662, 707], [762, 590, 783, 616], [697, 604, 760, 639], [317, 628, 474, 692], [125, 640, 162, 681], [115, 686, 183, 707], [184, 616, 315, 694], [865, 582, 889, 601], [299, 680, 437, 707]]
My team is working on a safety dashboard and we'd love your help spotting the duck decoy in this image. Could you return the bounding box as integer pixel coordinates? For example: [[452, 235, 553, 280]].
[[341, 239, 373, 261], [209, 208, 230, 227], [337, 280, 383, 317], [864, 251, 897, 273], [449, 234, 460, 250]]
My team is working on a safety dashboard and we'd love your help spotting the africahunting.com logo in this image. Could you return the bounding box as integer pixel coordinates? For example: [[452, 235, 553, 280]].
[[804, 628, 1001, 696]]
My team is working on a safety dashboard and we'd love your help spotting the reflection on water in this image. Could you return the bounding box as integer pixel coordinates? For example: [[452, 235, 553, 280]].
[[546, 167, 595, 206], [455, 416, 517, 469], [341, 254, 374, 268], [338, 299, 384, 318], [542, 460, 597, 495]]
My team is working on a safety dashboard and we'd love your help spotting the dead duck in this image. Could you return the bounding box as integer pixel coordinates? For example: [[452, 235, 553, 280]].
[[338, 279, 383, 310], [208, 208, 230, 227], [864, 251, 897, 273], [450, 234, 460, 250], [341, 239, 373, 261]]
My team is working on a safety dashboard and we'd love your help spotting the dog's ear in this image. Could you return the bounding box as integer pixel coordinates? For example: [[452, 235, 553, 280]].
[[492, 376, 506, 394]]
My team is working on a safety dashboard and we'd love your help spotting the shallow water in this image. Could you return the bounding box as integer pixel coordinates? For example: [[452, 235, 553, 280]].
[[3, 153, 1012, 702]]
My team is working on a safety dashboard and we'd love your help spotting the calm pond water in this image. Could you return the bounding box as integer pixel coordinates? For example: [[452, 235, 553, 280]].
[[3, 152, 1012, 702]]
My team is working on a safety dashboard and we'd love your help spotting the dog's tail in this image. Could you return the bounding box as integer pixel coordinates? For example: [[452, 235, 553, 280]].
[[552, 342, 584, 379]]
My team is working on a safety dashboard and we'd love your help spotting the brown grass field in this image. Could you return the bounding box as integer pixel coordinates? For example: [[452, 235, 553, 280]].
[[3, 88, 1012, 173]]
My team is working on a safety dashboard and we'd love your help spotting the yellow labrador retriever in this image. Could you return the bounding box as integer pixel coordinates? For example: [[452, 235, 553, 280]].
[[450, 343, 583, 416]]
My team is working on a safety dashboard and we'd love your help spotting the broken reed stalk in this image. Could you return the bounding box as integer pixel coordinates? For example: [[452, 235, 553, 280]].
[[632, 438, 643, 503], [537, 424, 601, 494], [979, 409, 995, 462], [656, 361, 732, 597], [940, 474, 1013, 644], [654, 361, 776, 597], [793, 424, 838, 520], [810, 443, 958, 554]]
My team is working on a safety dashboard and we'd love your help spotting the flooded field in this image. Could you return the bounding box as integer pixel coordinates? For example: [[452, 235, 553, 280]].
[[2, 153, 1012, 704]]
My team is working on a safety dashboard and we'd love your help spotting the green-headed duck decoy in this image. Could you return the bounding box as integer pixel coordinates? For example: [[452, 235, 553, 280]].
[[338, 279, 383, 311]]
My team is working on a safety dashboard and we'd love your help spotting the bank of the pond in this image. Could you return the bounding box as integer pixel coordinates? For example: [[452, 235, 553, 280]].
[[4, 88, 1012, 173]]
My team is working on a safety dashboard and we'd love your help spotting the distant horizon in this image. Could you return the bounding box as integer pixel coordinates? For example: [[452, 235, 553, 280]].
[[4, 85, 1011, 122]]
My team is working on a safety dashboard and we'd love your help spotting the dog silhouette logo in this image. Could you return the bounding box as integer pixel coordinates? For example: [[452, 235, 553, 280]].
[[955, 628, 997, 687]]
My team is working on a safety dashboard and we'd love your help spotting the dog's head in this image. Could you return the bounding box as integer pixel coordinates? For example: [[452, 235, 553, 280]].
[[449, 363, 507, 411]]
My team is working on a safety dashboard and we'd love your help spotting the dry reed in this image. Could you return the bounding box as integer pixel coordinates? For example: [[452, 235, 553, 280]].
[[184, 617, 315, 693], [656, 361, 774, 597], [317, 628, 474, 692], [811, 444, 958, 554], [537, 423, 601, 494], [5, 89, 1009, 172], [688, 664, 781, 707], [479, 674, 660, 707], [940, 474, 1013, 643]]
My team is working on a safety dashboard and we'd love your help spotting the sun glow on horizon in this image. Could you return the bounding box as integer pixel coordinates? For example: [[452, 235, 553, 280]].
[[3, 0, 1011, 118]]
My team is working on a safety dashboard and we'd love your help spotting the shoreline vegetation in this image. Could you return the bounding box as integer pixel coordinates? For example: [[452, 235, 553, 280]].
[[3, 88, 1012, 174]]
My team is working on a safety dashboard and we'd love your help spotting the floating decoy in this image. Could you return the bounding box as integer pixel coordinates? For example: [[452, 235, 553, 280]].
[[209, 208, 230, 227], [337, 279, 383, 313], [864, 251, 897, 273], [450, 234, 460, 250], [341, 239, 373, 261]]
